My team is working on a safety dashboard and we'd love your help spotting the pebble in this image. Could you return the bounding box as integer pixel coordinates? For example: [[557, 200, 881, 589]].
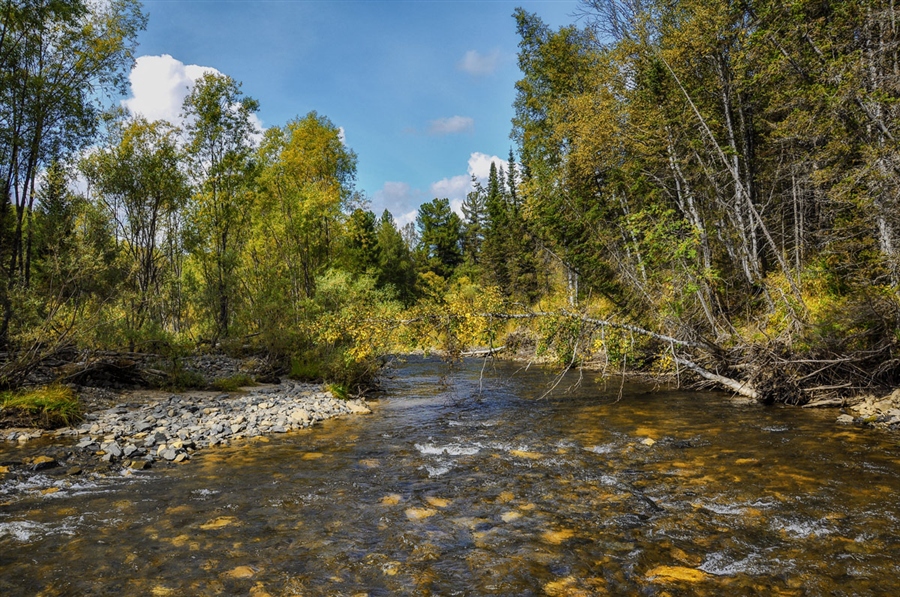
[[54, 381, 372, 467]]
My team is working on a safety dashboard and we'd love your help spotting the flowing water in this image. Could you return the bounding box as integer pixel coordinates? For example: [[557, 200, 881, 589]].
[[2, 356, 900, 596]]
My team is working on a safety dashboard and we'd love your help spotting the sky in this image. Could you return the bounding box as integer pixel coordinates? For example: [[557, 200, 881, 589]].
[[125, 0, 582, 225]]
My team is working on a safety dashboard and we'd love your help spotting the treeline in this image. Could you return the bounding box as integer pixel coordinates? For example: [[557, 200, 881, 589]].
[[0, 2, 403, 387], [507, 0, 900, 401], [5, 0, 900, 402]]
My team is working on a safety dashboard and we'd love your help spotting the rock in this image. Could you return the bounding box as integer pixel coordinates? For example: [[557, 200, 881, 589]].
[[837, 414, 855, 424], [161, 449, 177, 461], [105, 442, 122, 458], [129, 460, 151, 470], [31, 455, 58, 471], [123, 444, 138, 457], [405, 507, 437, 521], [640, 437, 656, 447], [66, 467, 82, 475], [173, 453, 188, 463], [646, 565, 708, 583], [346, 400, 371, 415]]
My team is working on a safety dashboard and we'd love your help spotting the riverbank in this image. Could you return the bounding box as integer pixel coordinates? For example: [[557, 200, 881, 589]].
[[1, 377, 371, 479]]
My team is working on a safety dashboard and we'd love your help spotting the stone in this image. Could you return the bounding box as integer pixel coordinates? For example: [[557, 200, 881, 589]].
[[837, 414, 855, 424], [346, 400, 371, 415], [123, 444, 138, 457], [646, 565, 708, 583], [173, 453, 188, 463], [67, 467, 82, 475], [640, 437, 656, 447], [200, 516, 238, 530], [105, 442, 122, 458], [31, 455, 58, 471], [541, 528, 575, 545], [405, 507, 437, 521], [161, 449, 177, 461], [225, 566, 255, 579]]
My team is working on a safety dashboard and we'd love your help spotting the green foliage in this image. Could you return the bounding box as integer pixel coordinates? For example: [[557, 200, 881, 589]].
[[183, 72, 260, 340], [416, 198, 463, 279], [211, 374, 256, 392], [1, 386, 83, 428]]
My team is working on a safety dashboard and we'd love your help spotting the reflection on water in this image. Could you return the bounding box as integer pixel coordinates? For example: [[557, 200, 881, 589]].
[[2, 356, 900, 595]]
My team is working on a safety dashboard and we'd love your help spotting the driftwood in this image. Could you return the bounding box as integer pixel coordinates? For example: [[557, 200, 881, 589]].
[[674, 357, 758, 400], [460, 346, 506, 358]]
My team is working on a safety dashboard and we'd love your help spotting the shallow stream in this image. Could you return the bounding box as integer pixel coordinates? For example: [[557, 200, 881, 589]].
[[2, 357, 900, 595]]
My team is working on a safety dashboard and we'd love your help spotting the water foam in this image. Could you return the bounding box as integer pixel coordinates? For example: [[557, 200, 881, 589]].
[[415, 443, 480, 456], [700, 552, 768, 576]]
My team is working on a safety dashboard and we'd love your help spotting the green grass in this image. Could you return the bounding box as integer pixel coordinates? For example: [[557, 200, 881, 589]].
[[211, 374, 256, 392], [1, 385, 83, 428]]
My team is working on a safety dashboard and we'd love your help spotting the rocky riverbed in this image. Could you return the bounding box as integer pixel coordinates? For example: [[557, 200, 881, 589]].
[[837, 389, 900, 429], [2, 381, 371, 474]]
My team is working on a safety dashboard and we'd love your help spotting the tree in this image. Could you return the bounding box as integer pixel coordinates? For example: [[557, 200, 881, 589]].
[[460, 176, 486, 266], [182, 72, 260, 340], [341, 208, 379, 276], [0, 0, 146, 346], [81, 114, 189, 346], [375, 209, 417, 304], [252, 111, 357, 309], [416, 198, 462, 279]]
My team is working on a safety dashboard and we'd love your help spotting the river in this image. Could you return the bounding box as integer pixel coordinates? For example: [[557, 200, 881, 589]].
[[2, 356, 900, 595]]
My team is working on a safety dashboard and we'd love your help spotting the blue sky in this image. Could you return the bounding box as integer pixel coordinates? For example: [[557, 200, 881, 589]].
[[127, 0, 580, 224]]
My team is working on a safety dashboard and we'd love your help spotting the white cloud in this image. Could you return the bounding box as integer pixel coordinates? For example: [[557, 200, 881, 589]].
[[123, 55, 220, 124], [467, 151, 505, 182], [428, 115, 474, 136], [458, 49, 501, 76], [122, 54, 265, 143], [372, 152, 508, 226], [429, 175, 470, 206], [372, 181, 426, 225]]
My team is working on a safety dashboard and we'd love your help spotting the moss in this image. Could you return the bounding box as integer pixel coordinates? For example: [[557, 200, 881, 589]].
[[1, 386, 83, 428]]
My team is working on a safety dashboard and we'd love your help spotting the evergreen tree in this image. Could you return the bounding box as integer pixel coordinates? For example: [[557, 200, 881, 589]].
[[482, 162, 511, 291], [416, 198, 463, 279], [375, 210, 417, 304], [460, 176, 486, 266], [342, 208, 379, 276]]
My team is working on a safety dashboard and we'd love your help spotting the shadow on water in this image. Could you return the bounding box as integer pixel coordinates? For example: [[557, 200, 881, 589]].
[[2, 355, 900, 595]]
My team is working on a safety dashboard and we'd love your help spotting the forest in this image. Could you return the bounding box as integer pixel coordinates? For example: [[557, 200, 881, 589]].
[[1, 0, 899, 406]]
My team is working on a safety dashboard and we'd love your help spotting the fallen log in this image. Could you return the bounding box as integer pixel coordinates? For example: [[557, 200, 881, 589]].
[[460, 346, 506, 358], [674, 357, 758, 400]]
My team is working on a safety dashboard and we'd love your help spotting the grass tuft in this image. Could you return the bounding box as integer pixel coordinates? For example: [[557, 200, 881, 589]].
[[1, 385, 83, 428], [211, 374, 256, 392]]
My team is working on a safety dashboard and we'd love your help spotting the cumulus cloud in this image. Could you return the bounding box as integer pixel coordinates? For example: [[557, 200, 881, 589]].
[[373, 181, 426, 227], [467, 151, 506, 182], [372, 153, 508, 225], [428, 115, 474, 136], [427, 152, 506, 216], [123, 54, 219, 124], [122, 54, 265, 142], [429, 175, 470, 203], [458, 49, 501, 76]]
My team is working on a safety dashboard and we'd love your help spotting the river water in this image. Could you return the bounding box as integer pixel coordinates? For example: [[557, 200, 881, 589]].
[[2, 356, 900, 595]]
